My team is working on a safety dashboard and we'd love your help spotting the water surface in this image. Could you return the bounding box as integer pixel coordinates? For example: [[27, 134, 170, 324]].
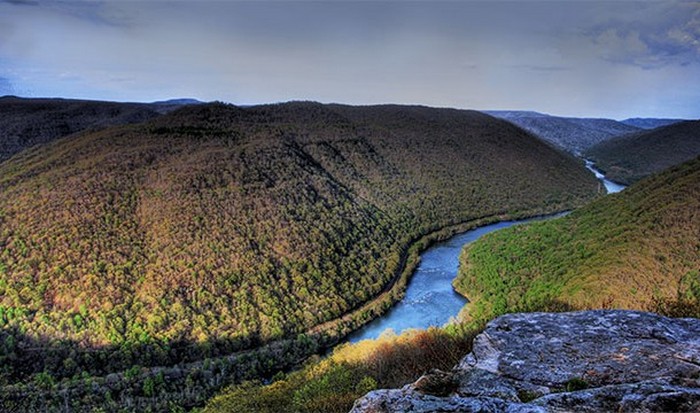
[[347, 215, 562, 342], [584, 160, 625, 194], [347, 161, 625, 343]]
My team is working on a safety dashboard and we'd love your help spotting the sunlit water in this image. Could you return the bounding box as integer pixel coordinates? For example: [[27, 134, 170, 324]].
[[346, 214, 565, 343], [346, 161, 625, 343], [584, 160, 626, 194]]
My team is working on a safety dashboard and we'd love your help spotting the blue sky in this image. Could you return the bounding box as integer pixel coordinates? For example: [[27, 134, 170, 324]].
[[0, 0, 698, 119]]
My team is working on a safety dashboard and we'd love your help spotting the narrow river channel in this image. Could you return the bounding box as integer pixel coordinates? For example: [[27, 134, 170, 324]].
[[347, 213, 565, 342], [347, 160, 625, 343], [584, 160, 625, 194]]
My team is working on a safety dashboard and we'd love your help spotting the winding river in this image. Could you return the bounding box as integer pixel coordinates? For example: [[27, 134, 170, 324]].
[[347, 214, 565, 342], [347, 161, 625, 343], [584, 160, 625, 194]]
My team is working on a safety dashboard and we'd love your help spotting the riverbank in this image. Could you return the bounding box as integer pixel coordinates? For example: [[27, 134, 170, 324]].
[[347, 212, 569, 343], [584, 159, 626, 193], [200, 157, 636, 412], [2, 157, 610, 411], [0, 208, 577, 412]]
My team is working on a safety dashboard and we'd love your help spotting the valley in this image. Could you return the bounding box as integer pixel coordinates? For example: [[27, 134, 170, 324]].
[[2, 2, 697, 412], [0, 97, 696, 412], [455, 156, 699, 321], [0, 100, 599, 410], [486, 110, 643, 154], [586, 120, 700, 184], [346, 212, 569, 343], [348, 157, 626, 343], [204, 120, 698, 413]]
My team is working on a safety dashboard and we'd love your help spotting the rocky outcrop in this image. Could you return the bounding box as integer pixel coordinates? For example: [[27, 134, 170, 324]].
[[351, 310, 700, 412]]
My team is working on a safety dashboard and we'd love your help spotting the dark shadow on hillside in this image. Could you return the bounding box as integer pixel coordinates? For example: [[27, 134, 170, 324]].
[[0, 326, 326, 411]]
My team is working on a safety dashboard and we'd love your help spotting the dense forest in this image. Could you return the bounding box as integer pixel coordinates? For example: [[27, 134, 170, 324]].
[[486, 110, 641, 154], [204, 324, 480, 413], [0, 101, 598, 410], [586, 120, 700, 184], [205, 156, 700, 413], [620, 118, 684, 130], [455, 156, 700, 321], [0, 96, 163, 162]]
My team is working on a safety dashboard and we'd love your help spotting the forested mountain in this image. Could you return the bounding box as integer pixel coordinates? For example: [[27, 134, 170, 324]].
[[486, 110, 641, 154], [0, 101, 598, 410], [205, 156, 700, 413], [620, 117, 685, 130], [150, 98, 205, 114], [0, 96, 162, 162], [455, 156, 700, 321], [586, 120, 700, 184]]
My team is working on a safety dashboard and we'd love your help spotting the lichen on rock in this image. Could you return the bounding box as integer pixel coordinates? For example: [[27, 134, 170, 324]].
[[350, 310, 700, 413]]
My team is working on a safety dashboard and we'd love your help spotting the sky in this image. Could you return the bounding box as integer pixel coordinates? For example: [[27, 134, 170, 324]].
[[0, 0, 698, 119]]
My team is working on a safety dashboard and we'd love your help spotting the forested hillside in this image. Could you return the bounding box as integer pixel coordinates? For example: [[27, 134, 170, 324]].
[[205, 157, 700, 413], [586, 120, 700, 184], [620, 118, 684, 130], [0, 96, 161, 162], [486, 110, 641, 154], [0, 102, 598, 409], [455, 156, 700, 321]]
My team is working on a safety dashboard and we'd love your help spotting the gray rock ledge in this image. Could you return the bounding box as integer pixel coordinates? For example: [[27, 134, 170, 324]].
[[350, 310, 700, 413]]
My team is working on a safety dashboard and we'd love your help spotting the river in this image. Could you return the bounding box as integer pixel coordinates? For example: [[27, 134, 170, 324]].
[[347, 160, 625, 343], [347, 213, 565, 342], [584, 160, 625, 194]]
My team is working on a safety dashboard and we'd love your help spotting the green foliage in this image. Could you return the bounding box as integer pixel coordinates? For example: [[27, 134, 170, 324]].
[[455, 157, 700, 323], [517, 390, 541, 402], [33, 371, 55, 390], [649, 270, 700, 318], [204, 325, 477, 413], [0, 102, 598, 410], [565, 377, 589, 392], [586, 120, 700, 184], [0, 96, 160, 163], [124, 365, 142, 380], [291, 362, 374, 413], [142, 374, 163, 397]]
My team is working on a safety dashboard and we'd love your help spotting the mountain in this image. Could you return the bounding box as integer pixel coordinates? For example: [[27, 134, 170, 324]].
[[585, 120, 700, 184], [455, 156, 700, 321], [204, 156, 700, 413], [0, 96, 161, 162], [151, 98, 202, 105], [620, 118, 686, 130], [0, 101, 598, 410], [482, 110, 549, 119], [486, 110, 641, 154], [149, 98, 205, 114]]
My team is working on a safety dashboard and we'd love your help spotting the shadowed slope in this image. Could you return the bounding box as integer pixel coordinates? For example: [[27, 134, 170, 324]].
[[0, 102, 598, 409], [204, 155, 699, 413], [487, 110, 641, 154], [586, 120, 700, 184], [455, 157, 700, 320], [620, 118, 685, 130], [0, 96, 162, 162]]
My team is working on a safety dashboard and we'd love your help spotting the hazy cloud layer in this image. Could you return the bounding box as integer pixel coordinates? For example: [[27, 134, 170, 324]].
[[588, 2, 700, 69], [0, 0, 698, 119], [0, 76, 13, 94]]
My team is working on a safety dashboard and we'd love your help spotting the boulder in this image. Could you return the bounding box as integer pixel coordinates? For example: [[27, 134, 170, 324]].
[[350, 310, 700, 412]]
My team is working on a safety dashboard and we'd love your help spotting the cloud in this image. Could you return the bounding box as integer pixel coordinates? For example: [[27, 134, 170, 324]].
[[0, 1, 697, 118], [0, 76, 14, 95], [588, 2, 700, 69], [1, 0, 131, 27], [1, 0, 39, 5], [508, 64, 572, 72]]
